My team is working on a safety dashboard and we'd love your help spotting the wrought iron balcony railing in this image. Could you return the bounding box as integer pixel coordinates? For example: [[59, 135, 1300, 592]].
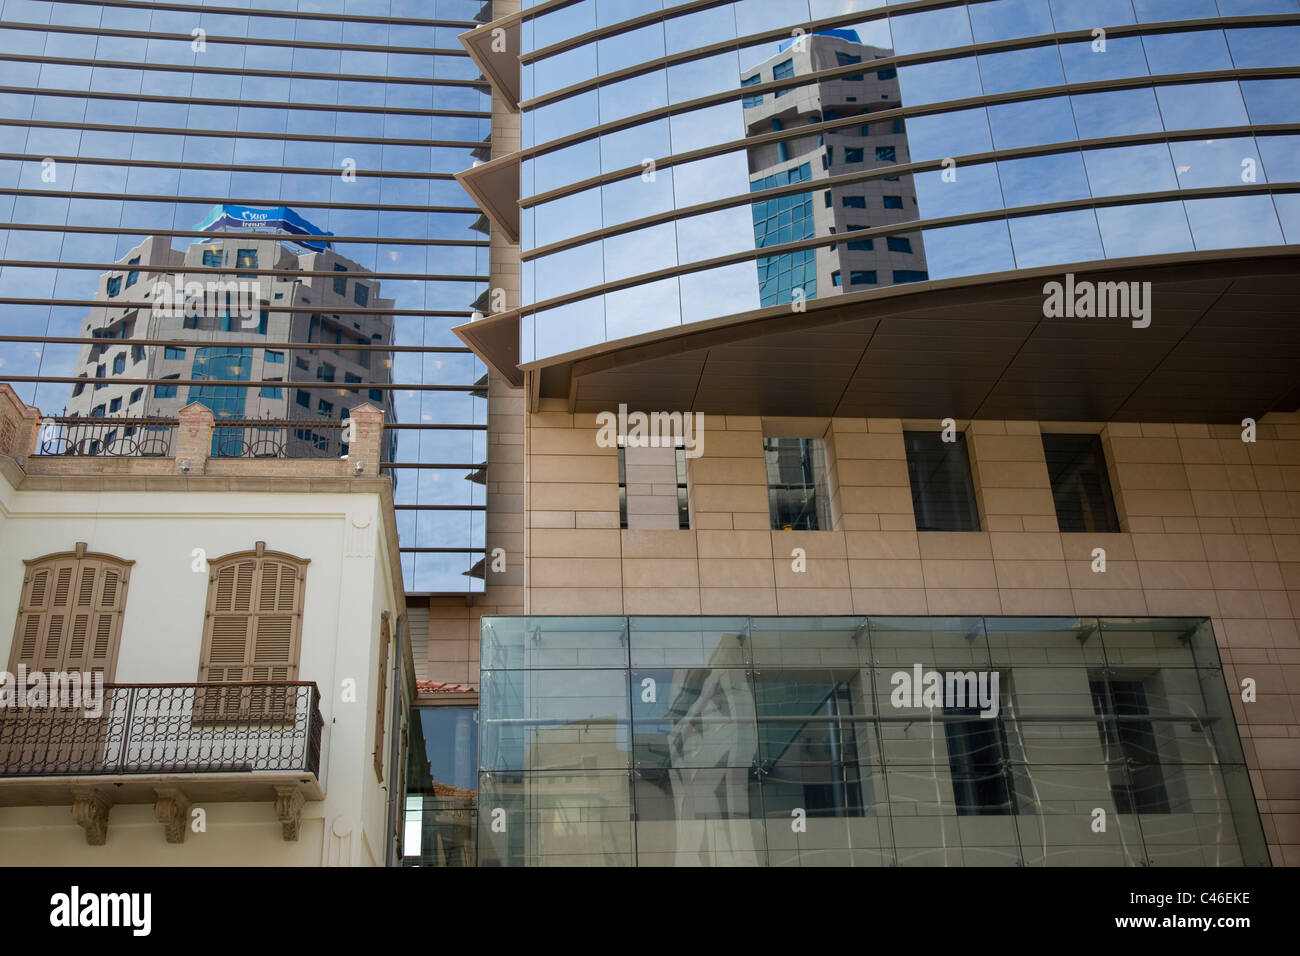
[[210, 420, 348, 459], [0, 682, 323, 778], [34, 416, 177, 457], [31, 414, 353, 460]]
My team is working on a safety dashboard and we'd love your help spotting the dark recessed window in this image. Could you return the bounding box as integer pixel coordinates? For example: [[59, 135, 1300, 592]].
[[617, 444, 628, 530], [764, 437, 830, 531], [202, 248, 222, 268], [333, 263, 348, 296], [369, 389, 383, 402], [318, 399, 334, 416], [125, 256, 140, 288], [773, 58, 794, 96], [886, 236, 912, 253], [842, 195, 867, 209], [945, 694, 1015, 815], [831, 270, 842, 287], [844, 146, 864, 163], [106, 276, 121, 297], [265, 350, 284, 364], [1090, 677, 1170, 814], [236, 248, 257, 269], [675, 445, 690, 530], [883, 195, 904, 209], [111, 353, 126, 374], [904, 430, 981, 532], [154, 375, 179, 399], [876, 146, 897, 162], [877, 67, 897, 80], [296, 389, 311, 408], [1043, 433, 1121, 533], [164, 346, 185, 359], [741, 73, 762, 108], [129, 388, 143, 404], [108, 397, 122, 413], [846, 225, 872, 251], [354, 283, 369, 307], [835, 50, 863, 81], [893, 269, 929, 283], [849, 270, 877, 285]]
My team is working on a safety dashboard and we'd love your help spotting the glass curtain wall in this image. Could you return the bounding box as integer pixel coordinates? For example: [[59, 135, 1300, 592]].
[[473, 615, 1267, 867]]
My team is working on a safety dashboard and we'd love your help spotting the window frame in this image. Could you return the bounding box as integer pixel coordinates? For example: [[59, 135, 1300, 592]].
[[374, 611, 391, 782], [7, 543, 133, 679], [195, 542, 309, 722], [903, 429, 982, 532], [764, 435, 831, 532], [1042, 432, 1122, 533]]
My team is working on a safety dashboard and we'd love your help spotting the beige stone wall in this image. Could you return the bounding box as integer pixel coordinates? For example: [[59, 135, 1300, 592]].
[[474, 402, 1296, 864]]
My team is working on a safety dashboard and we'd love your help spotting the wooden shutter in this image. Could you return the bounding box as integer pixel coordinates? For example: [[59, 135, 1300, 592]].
[[3, 547, 130, 773], [249, 560, 301, 718], [197, 544, 305, 721], [8, 547, 130, 677], [373, 612, 390, 781]]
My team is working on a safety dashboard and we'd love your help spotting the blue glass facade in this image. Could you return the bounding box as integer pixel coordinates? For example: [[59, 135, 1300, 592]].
[[0, 0, 492, 593], [511, 0, 1300, 363]]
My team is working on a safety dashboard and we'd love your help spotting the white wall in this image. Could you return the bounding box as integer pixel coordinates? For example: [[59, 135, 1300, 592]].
[[0, 478, 401, 866]]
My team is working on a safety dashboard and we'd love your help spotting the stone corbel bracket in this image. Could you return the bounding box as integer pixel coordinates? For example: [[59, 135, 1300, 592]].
[[71, 786, 113, 846], [274, 786, 305, 841], [153, 787, 191, 844]]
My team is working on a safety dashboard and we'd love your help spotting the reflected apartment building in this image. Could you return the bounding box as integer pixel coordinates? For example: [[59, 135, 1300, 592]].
[[742, 29, 927, 306], [421, 0, 1300, 868], [64, 210, 397, 459]]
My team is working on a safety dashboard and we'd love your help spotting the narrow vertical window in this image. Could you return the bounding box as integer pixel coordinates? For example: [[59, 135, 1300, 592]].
[[1043, 433, 1121, 532], [764, 437, 830, 531], [374, 612, 391, 781], [903, 431, 981, 532]]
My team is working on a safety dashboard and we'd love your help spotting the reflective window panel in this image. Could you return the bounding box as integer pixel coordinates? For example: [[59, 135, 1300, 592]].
[[467, 615, 1266, 866]]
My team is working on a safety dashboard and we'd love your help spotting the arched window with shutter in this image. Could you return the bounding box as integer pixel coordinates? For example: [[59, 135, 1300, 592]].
[[8, 542, 133, 678], [197, 541, 308, 719]]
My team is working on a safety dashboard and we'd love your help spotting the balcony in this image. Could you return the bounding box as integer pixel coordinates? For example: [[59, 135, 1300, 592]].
[[0, 398, 388, 481], [0, 682, 324, 845]]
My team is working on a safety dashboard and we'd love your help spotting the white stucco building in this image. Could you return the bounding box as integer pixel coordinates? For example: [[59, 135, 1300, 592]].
[[0, 386, 411, 866]]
